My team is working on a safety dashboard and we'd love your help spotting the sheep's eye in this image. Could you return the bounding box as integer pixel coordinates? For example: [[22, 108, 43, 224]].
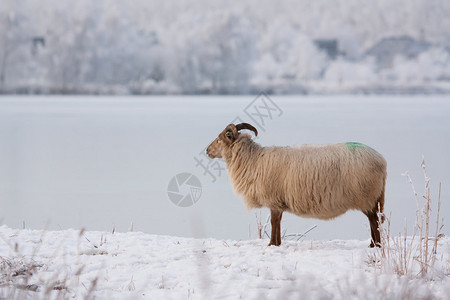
[[226, 131, 232, 138]]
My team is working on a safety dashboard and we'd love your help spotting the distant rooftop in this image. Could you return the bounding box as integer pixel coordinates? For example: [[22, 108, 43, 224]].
[[314, 39, 339, 60], [365, 36, 431, 68]]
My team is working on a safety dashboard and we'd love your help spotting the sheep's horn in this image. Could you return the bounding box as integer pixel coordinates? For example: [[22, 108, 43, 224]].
[[236, 123, 258, 136]]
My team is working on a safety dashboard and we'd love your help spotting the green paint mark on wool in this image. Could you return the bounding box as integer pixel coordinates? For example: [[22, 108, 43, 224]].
[[345, 142, 370, 151]]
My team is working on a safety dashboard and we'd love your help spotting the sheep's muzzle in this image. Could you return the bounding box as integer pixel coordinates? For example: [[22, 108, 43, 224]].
[[206, 139, 221, 159]]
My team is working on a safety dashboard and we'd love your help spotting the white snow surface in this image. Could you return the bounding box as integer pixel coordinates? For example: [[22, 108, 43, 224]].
[[1, 226, 449, 299]]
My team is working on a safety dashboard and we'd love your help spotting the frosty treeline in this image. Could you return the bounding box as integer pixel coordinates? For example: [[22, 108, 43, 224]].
[[1, 0, 450, 95]]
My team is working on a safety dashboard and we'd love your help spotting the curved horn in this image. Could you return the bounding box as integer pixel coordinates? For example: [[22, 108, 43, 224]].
[[236, 123, 258, 136]]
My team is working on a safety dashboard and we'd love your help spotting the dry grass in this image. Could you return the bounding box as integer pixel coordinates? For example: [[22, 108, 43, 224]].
[[0, 228, 103, 299], [253, 211, 271, 240], [0, 256, 43, 298], [254, 210, 317, 242], [373, 158, 446, 279]]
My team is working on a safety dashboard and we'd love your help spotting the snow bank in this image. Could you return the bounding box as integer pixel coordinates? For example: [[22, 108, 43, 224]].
[[1, 226, 448, 299]]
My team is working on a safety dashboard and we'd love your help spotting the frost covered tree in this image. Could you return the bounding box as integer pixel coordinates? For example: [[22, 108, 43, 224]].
[[1, 0, 450, 94], [163, 11, 257, 93], [0, 1, 24, 88]]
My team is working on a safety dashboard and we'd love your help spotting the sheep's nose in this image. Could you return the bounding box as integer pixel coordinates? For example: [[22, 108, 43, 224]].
[[206, 147, 214, 158]]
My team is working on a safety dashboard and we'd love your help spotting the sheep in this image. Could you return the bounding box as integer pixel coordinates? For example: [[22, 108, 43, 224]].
[[206, 123, 387, 247]]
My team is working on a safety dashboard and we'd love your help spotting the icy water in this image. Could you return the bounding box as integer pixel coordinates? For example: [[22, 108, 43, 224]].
[[0, 95, 449, 241]]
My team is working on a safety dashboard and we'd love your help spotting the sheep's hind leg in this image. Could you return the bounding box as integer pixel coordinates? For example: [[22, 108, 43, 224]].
[[364, 205, 382, 248], [268, 209, 283, 246]]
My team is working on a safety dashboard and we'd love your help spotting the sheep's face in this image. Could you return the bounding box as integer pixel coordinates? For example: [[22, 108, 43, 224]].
[[206, 124, 238, 159], [206, 123, 258, 159]]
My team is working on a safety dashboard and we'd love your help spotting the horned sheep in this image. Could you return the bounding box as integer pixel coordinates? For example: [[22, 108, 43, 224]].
[[206, 123, 387, 247]]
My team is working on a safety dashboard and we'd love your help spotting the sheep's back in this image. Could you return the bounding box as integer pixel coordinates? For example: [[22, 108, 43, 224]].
[[253, 142, 386, 219]]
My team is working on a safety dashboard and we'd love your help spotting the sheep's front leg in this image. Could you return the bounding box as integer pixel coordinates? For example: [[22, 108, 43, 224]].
[[268, 209, 283, 246]]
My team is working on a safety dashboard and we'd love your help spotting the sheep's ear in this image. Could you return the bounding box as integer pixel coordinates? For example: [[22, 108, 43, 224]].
[[225, 129, 234, 140], [236, 123, 258, 136], [223, 124, 238, 141]]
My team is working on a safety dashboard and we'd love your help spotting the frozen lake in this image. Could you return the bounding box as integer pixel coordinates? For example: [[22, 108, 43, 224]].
[[0, 95, 449, 241]]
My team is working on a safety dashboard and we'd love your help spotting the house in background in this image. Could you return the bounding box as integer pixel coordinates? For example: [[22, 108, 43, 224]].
[[365, 36, 431, 69], [31, 36, 45, 56], [314, 39, 341, 60]]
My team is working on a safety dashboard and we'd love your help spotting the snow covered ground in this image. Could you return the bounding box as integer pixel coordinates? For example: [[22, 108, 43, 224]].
[[0, 226, 449, 299], [1, 95, 449, 298]]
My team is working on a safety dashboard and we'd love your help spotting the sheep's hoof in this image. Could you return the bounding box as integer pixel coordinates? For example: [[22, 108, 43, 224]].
[[369, 242, 381, 248]]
